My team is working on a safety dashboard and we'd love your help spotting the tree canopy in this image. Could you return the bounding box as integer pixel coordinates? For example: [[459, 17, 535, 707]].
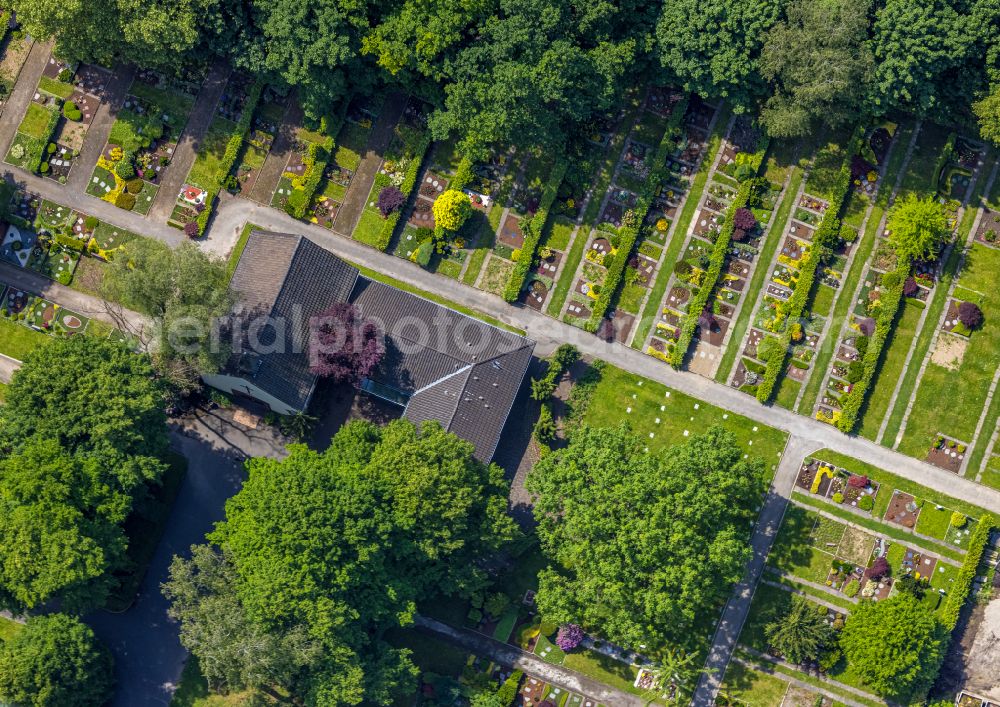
[[13, 0, 1000, 149], [840, 594, 946, 699], [101, 239, 235, 381], [165, 419, 518, 702], [0, 337, 168, 610], [0, 614, 115, 707], [526, 424, 765, 653], [765, 596, 834, 665], [886, 193, 951, 263]]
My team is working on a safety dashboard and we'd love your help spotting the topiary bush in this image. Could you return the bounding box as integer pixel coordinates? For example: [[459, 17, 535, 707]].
[[958, 301, 984, 330], [433, 189, 472, 231], [858, 496, 874, 512], [733, 206, 756, 231], [62, 101, 82, 121], [115, 159, 136, 180], [125, 178, 143, 195], [376, 185, 405, 217], [114, 191, 136, 210]]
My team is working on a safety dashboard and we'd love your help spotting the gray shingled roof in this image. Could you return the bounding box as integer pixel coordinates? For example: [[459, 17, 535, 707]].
[[227, 230, 534, 461]]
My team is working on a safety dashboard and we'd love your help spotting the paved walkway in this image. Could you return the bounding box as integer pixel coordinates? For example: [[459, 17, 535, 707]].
[[0, 259, 150, 336], [690, 436, 819, 706], [414, 616, 657, 707], [86, 408, 290, 707], [331, 92, 406, 234], [0, 353, 19, 382], [761, 577, 854, 613], [0, 39, 52, 157], [67, 64, 136, 192], [247, 100, 301, 204], [148, 61, 231, 221]]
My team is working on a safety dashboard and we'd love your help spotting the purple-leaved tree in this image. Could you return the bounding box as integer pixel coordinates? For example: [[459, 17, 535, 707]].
[[309, 303, 384, 384]]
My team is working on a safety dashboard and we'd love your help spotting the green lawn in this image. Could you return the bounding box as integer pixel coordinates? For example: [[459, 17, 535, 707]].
[[129, 80, 195, 138], [544, 217, 575, 251], [562, 649, 644, 697], [774, 377, 801, 411], [897, 122, 952, 198], [581, 362, 788, 473], [187, 116, 239, 190], [899, 243, 1000, 458], [767, 505, 841, 583], [0, 617, 21, 642], [804, 127, 854, 202], [352, 208, 387, 247], [718, 168, 803, 381], [19, 102, 56, 139], [857, 301, 922, 440], [0, 317, 49, 360], [719, 660, 789, 707], [913, 502, 954, 540], [38, 75, 74, 99]]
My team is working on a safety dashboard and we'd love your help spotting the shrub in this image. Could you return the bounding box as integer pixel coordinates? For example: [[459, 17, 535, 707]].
[[84, 216, 99, 230], [496, 670, 523, 705], [125, 178, 143, 195], [433, 189, 472, 231], [183, 221, 199, 238], [858, 496, 874, 511], [555, 624, 585, 651], [903, 276, 919, 297], [62, 101, 82, 121], [115, 159, 135, 180], [39, 162, 49, 173], [533, 403, 557, 445], [673, 260, 692, 276], [114, 191, 136, 210], [412, 240, 433, 267], [733, 206, 756, 231], [950, 511, 967, 529], [538, 620, 558, 637], [832, 492, 844, 503], [847, 474, 868, 489], [467, 608, 483, 624], [503, 161, 567, 302], [958, 301, 984, 330], [866, 556, 889, 580], [376, 185, 405, 217], [47, 142, 56, 154], [484, 592, 511, 619]]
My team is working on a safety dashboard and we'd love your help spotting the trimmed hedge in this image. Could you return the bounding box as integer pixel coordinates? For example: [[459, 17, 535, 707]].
[[496, 669, 523, 705], [670, 180, 754, 365], [587, 95, 691, 331], [370, 129, 433, 251], [932, 132, 957, 192], [833, 256, 911, 431], [288, 102, 349, 220], [755, 127, 863, 402], [940, 515, 995, 630], [193, 80, 264, 235], [502, 160, 568, 302], [451, 155, 475, 191]]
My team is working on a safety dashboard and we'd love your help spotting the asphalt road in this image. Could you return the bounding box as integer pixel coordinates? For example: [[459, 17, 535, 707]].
[[86, 409, 288, 706]]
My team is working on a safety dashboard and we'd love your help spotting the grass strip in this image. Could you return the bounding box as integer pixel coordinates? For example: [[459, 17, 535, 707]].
[[716, 167, 802, 379], [226, 222, 264, 280], [857, 302, 922, 440]]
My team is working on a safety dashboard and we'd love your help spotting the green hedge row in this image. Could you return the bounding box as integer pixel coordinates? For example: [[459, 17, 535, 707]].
[[940, 515, 995, 630], [669, 179, 754, 364], [287, 104, 349, 220], [755, 127, 863, 402], [932, 132, 957, 191], [834, 256, 911, 431], [194, 80, 264, 235], [371, 129, 434, 251], [586, 95, 690, 332], [502, 160, 568, 302], [27, 105, 62, 174], [451, 155, 475, 191]]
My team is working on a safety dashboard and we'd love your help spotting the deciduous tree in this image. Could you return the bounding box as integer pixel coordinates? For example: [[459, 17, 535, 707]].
[[526, 425, 765, 653], [840, 594, 946, 699], [0, 614, 114, 707], [886, 193, 950, 263], [168, 420, 518, 702]]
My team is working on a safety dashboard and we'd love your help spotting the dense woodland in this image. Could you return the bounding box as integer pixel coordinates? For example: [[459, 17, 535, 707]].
[[12, 0, 1000, 157]]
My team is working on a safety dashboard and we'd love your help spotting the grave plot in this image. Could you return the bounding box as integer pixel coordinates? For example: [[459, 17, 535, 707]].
[[0, 18, 32, 113], [43, 61, 111, 180], [835, 126, 986, 439], [5, 88, 61, 175], [0, 285, 90, 338], [567, 92, 703, 343], [353, 99, 434, 250], [648, 118, 780, 376], [87, 74, 197, 214]]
